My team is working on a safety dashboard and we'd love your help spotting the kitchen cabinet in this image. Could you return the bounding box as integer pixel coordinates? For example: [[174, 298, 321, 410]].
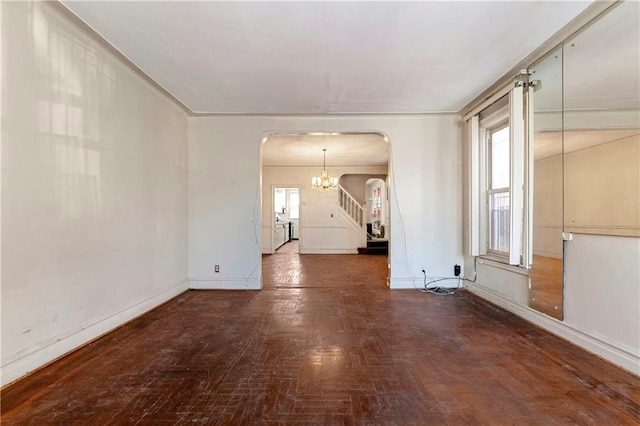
[[275, 222, 291, 250]]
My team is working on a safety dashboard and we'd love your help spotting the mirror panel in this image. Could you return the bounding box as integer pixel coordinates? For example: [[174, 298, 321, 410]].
[[527, 1, 640, 320], [563, 1, 640, 237], [529, 46, 564, 320]]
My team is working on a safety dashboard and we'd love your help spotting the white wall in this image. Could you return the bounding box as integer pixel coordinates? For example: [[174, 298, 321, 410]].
[[1, 2, 189, 386], [262, 166, 387, 254], [564, 234, 640, 367], [188, 114, 462, 290], [339, 173, 386, 206]]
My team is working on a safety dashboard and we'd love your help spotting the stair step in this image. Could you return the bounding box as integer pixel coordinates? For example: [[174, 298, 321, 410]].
[[357, 247, 388, 255], [367, 240, 388, 248]]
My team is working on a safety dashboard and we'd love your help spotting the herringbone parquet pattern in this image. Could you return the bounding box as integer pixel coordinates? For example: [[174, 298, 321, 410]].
[[2, 254, 638, 424]]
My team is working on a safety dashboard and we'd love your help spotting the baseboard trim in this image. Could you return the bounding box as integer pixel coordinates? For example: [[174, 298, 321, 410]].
[[467, 283, 640, 375], [389, 276, 461, 290], [389, 277, 420, 289], [1, 279, 189, 387], [298, 249, 358, 254], [189, 277, 261, 290]]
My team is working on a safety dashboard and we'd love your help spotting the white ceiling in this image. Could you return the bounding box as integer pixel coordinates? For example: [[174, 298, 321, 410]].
[[262, 132, 389, 167], [62, 0, 592, 114]]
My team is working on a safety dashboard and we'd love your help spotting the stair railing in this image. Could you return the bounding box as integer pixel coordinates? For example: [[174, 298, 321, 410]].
[[338, 185, 364, 227]]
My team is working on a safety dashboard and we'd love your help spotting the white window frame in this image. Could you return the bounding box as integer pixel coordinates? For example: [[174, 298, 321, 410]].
[[468, 82, 526, 266], [509, 86, 525, 266], [289, 191, 300, 219], [487, 123, 511, 259]]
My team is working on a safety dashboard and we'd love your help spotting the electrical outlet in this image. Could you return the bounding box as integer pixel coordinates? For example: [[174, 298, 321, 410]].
[[214, 265, 220, 273], [454, 264, 461, 276]]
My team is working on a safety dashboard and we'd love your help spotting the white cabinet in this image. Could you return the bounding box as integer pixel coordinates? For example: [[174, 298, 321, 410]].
[[275, 222, 289, 250], [275, 226, 285, 249]]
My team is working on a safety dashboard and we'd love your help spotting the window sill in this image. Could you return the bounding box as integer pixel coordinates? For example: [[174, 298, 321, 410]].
[[478, 255, 529, 276]]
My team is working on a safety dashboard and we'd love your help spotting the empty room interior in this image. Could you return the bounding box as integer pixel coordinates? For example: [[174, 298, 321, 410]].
[[1, 0, 639, 423]]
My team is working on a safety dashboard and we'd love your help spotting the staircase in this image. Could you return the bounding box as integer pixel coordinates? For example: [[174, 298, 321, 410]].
[[357, 239, 388, 255], [337, 184, 388, 255], [338, 185, 364, 227]]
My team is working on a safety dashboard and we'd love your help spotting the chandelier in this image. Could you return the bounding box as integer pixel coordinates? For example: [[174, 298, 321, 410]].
[[311, 148, 338, 190]]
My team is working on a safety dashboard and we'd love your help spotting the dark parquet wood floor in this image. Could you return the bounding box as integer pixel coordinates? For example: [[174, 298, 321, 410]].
[[2, 253, 639, 424]]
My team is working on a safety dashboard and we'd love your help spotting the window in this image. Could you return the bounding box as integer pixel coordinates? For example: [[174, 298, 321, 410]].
[[274, 188, 285, 213], [468, 84, 525, 266], [289, 192, 299, 219], [488, 126, 510, 254]]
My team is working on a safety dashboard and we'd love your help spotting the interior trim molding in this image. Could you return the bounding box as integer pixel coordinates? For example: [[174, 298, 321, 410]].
[[564, 227, 640, 238], [478, 257, 530, 276], [298, 249, 359, 254], [389, 277, 419, 289], [389, 277, 458, 290], [0, 279, 189, 388], [190, 111, 461, 117], [189, 277, 261, 290], [54, 1, 469, 119], [466, 282, 640, 376]]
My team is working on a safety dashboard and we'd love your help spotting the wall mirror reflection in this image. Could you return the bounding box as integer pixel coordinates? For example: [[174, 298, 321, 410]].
[[529, 46, 564, 320], [527, 0, 640, 321], [562, 1, 639, 238]]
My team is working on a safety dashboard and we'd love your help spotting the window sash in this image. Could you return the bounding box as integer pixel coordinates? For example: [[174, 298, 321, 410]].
[[274, 189, 286, 213], [488, 125, 510, 191], [488, 188, 510, 254], [487, 124, 511, 257]]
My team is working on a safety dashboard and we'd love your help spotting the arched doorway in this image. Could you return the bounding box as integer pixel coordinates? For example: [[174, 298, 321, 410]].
[[260, 131, 391, 287]]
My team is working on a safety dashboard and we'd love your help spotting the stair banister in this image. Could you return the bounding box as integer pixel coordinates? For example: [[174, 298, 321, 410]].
[[337, 184, 364, 227]]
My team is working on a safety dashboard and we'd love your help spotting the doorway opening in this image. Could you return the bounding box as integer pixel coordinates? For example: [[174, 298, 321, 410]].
[[363, 177, 388, 254], [260, 131, 391, 287], [273, 187, 299, 254]]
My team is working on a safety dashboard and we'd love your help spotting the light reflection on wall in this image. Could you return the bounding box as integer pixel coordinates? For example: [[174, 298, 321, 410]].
[[2, 0, 190, 386], [32, 2, 116, 219]]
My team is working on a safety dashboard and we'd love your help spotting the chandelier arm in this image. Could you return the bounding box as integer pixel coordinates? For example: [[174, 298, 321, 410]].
[[312, 148, 337, 190]]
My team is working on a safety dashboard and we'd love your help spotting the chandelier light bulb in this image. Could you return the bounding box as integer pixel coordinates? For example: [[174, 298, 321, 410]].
[[312, 148, 338, 190]]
